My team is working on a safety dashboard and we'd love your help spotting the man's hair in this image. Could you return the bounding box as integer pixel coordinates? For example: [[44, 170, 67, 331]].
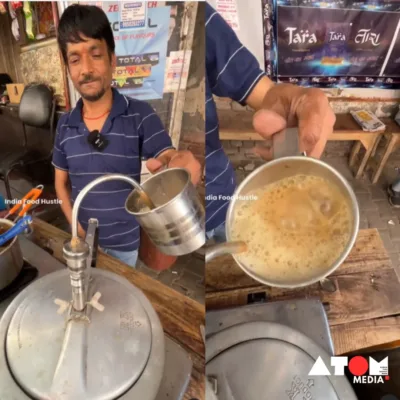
[[57, 4, 115, 64]]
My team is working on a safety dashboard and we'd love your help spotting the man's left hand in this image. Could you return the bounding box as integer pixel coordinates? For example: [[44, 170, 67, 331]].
[[252, 84, 336, 160], [146, 149, 201, 185]]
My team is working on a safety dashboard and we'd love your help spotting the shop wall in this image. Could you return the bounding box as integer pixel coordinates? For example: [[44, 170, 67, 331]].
[[19, 41, 66, 107], [0, 13, 23, 82]]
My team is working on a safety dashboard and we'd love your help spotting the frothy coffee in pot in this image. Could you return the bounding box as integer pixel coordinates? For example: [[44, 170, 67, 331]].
[[231, 174, 353, 283]]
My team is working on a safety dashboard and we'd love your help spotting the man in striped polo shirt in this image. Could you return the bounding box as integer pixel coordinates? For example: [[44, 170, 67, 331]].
[[205, 2, 335, 241], [53, 4, 200, 267]]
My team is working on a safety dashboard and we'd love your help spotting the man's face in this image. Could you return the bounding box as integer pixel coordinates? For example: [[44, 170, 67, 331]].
[[66, 35, 116, 102]]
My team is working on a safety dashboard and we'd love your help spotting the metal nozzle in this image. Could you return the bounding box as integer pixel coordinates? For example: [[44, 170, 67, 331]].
[[63, 238, 89, 311], [66, 175, 143, 311]]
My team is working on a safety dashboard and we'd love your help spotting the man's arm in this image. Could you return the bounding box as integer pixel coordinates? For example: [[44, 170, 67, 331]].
[[245, 76, 274, 111], [52, 124, 85, 238], [54, 169, 86, 238], [206, 3, 269, 107], [54, 168, 73, 226], [138, 104, 201, 184]]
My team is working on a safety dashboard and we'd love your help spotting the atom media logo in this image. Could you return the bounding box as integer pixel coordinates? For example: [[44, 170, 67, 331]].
[[309, 356, 389, 384]]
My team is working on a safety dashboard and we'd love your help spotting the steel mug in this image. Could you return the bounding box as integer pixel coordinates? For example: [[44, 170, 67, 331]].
[[126, 168, 205, 256]]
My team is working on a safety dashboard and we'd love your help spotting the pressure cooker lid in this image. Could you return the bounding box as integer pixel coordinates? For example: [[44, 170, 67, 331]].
[[4, 269, 155, 400], [206, 322, 357, 400]]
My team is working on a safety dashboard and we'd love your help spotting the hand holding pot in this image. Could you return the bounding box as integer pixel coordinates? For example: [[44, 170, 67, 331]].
[[146, 149, 201, 185], [252, 84, 336, 159]]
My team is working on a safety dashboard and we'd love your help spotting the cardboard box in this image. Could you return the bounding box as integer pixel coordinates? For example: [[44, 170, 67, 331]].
[[6, 84, 25, 104]]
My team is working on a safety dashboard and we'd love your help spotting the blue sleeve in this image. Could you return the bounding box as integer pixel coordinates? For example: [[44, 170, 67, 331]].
[[206, 2, 265, 105], [52, 118, 68, 171], [139, 103, 175, 159]]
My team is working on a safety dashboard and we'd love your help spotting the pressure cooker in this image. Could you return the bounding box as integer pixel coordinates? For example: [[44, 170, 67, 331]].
[[0, 174, 194, 400]]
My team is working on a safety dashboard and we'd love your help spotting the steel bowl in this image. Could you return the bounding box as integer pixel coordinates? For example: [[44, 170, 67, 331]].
[[206, 128, 360, 288]]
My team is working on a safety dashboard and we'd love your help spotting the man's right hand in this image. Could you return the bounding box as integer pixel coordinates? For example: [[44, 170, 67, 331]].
[[252, 83, 335, 160]]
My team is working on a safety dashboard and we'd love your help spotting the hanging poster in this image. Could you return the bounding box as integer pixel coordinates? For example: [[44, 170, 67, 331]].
[[164, 50, 192, 92], [382, 28, 400, 77], [263, 0, 400, 88], [104, 1, 170, 100]]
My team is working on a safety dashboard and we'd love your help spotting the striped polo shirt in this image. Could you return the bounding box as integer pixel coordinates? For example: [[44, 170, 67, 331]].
[[205, 2, 266, 232], [52, 88, 174, 251]]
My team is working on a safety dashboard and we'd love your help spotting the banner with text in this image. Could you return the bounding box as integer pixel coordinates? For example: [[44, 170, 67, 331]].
[[263, 0, 400, 88], [104, 2, 170, 100]]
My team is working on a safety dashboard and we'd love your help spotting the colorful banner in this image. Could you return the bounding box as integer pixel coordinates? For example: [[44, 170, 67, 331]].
[[263, 0, 400, 88], [277, 6, 398, 77], [104, 2, 170, 100]]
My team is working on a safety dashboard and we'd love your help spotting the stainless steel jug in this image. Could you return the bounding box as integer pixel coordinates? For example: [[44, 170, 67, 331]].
[[126, 168, 205, 256]]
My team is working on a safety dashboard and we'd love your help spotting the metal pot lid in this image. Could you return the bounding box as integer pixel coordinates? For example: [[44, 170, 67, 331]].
[[0, 268, 164, 400], [206, 322, 357, 400]]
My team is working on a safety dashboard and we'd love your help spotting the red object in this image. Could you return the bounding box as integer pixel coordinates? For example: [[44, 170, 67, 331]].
[[348, 356, 369, 376], [11, 2, 22, 10], [139, 229, 177, 271]]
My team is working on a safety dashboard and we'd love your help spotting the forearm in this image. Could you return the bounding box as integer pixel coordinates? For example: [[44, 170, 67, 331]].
[[55, 181, 73, 225], [245, 75, 275, 111]]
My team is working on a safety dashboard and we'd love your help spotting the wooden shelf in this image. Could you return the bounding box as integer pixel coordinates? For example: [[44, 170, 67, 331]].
[[218, 111, 388, 142]]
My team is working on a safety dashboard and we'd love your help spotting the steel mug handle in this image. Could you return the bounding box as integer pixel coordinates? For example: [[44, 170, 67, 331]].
[[205, 241, 247, 263], [272, 127, 301, 159]]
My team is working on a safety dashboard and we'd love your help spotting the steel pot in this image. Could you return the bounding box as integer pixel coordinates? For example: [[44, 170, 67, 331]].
[[205, 128, 360, 288], [0, 218, 23, 291]]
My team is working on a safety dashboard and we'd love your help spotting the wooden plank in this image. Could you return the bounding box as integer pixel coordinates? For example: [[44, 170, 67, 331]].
[[206, 269, 400, 327], [331, 316, 400, 355], [206, 229, 391, 292], [217, 111, 387, 141], [30, 218, 205, 400]]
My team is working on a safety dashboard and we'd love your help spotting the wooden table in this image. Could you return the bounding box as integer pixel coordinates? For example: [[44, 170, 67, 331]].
[[218, 111, 385, 180], [30, 218, 205, 400], [206, 228, 400, 355]]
